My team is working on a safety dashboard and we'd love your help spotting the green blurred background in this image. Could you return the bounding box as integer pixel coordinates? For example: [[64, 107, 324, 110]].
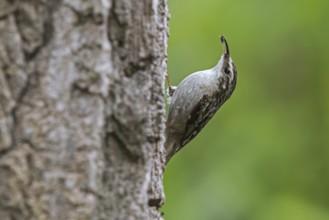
[[163, 0, 329, 219]]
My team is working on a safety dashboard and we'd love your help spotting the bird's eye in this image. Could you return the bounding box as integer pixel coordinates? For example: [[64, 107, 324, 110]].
[[224, 67, 230, 74]]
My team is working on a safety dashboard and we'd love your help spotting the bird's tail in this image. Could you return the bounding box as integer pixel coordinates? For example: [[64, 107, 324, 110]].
[[164, 127, 182, 164]]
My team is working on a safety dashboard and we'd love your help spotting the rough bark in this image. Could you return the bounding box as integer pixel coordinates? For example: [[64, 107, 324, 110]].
[[0, 0, 168, 219]]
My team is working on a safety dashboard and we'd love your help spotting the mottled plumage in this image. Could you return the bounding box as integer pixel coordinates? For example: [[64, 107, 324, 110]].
[[165, 36, 237, 163]]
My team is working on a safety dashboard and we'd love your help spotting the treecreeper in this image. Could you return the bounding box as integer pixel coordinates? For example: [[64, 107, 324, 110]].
[[165, 36, 237, 164]]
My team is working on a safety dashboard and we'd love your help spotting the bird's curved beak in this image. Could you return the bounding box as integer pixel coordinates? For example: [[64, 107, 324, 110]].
[[220, 36, 230, 57]]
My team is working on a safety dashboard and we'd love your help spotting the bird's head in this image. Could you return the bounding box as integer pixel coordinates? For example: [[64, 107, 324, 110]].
[[219, 36, 237, 83], [214, 35, 237, 94]]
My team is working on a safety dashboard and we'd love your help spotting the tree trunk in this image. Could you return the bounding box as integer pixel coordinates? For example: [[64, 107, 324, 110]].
[[0, 0, 168, 219]]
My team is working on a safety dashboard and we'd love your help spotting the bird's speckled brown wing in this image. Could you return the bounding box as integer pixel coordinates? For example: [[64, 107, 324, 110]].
[[179, 93, 221, 150]]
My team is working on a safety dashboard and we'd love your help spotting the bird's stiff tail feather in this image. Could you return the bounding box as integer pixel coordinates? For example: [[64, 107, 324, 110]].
[[164, 127, 182, 164]]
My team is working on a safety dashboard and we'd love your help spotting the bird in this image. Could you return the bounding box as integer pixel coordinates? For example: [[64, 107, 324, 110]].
[[165, 36, 237, 164]]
